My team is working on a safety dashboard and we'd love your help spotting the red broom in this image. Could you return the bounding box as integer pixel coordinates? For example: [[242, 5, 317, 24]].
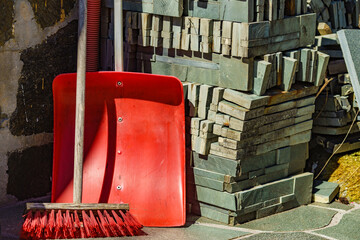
[[21, 0, 145, 238], [21, 205, 145, 239]]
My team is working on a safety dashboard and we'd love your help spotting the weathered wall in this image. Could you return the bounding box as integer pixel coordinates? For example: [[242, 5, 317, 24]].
[[0, 0, 77, 203]]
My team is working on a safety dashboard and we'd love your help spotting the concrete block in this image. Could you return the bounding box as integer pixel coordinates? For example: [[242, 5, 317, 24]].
[[213, 124, 223, 135], [194, 174, 225, 191], [229, 116, 263, 132], [253, 60, 272, 96], [300, 14, 316, 46], [193, 167, 247, 183], [212, 87, 225, 105], [269, 16, 300, 37], [194, 135, 218, 155], [249, 168, 265, 179], [281, 57, 298, 91], [219, 57, 254, 91], [210, 142, 246, 160], [208, 110, 217, 121], [298, 48, 311, 82], [192, 152, 241, 177], [195, 185, 237, 211], [191, 128, 199, 136], [200, 18, 213, 36], [312, 180, 340, 203], [276, 146, 291, 165], [293, 172, 313, 205], [223, 89, 269, 110], [218, 101, 265, 121]]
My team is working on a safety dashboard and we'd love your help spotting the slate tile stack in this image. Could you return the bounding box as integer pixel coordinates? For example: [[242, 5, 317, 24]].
[[308, 0, 359, 34], [100, 0, 331, 225], [183, 82, 317, 224], [312, 34, 360, 154]]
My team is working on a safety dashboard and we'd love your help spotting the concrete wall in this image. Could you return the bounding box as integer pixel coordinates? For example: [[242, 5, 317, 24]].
[[0, 0, 77, 203]]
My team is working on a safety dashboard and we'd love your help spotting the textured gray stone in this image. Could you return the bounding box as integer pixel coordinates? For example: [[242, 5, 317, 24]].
[[338, 30, 360, 107]]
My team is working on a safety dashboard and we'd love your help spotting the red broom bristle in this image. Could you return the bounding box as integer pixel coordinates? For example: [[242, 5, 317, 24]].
[[21, 207, 144, 239], [126, 211, 143, 229], [74, 210, 82, 238], [35, 212, 47, 239], [22, 211, 33, 231], [111, 210, 127, 236], [125, 211, 146, 235], [63, 210, 75, 239], [82, 210, 92, 238], [89, 210, 104, 237], [103, 210, 120, 237], [29, 211, 41, 239], [21, 211, 33, 239], [54, 210, 64, 239], [119, 210, 137, 236], [74, 210, 86, 238], [44, 209, 56, 239], [97, 210, 112, 237]]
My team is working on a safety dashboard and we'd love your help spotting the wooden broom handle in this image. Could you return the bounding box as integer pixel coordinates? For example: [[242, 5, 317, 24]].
[[73, 0, 87, 204]]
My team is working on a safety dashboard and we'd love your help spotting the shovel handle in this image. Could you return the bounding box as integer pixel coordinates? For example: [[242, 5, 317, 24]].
[[73, 0, 87, 204]]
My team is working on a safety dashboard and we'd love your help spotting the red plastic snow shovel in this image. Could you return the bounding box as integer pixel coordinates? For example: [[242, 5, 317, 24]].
[[51, 1, 185, 227], [52, 72, 185, 227]]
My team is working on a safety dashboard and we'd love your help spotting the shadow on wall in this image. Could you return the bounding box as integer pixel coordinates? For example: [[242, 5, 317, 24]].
[[9, 21, 78, 136], [7, 144, 53, 200]]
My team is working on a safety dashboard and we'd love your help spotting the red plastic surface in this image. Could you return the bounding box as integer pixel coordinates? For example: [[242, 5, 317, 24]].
[[52, 72, 185, 227]]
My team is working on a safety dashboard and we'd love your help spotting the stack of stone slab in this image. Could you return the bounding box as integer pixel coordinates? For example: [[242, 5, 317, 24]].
[[312, 34, 360, 153], [308, 0, 359, 34], [120, 11, 330, 95], [183, 82, 316, 224], [122, 0, 309, 22], [121, 12, 317, 58]]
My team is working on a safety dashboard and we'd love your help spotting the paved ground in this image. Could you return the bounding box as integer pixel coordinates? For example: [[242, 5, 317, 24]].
[[1, 197, 359, 240]]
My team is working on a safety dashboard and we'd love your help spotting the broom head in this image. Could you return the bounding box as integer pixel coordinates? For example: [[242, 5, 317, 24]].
[[21, 203, 146, 239]]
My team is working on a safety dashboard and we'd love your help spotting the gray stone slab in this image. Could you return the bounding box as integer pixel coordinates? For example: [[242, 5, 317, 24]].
[[300, 14, 316, 46], [223, 89, 270, 109], [288, 142, 308, 175], [241, 205, 337, 231], [218, 101, 265, 121], [253, 60, 272, 96], [192, 152, 240, 177], [315, 211, 360, 240], [312, 180, 340, 203], [293, 172, 313, 205], [281, 57, 298, 91], [133, 222, 249, 239], [194, 174, 225, 191], [239, 177, 294, 208], [299, 48, 311, 82], [338, 30, 360, 108], [312, 123, 360, 135], [195, 185, 237, 211], [241, 232, 327, 240]]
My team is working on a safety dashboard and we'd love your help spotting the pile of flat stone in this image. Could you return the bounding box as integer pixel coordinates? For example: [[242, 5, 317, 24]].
[[308, 0, 359, 34], [312, 33, 360, 153], [184, 82, 316, 224]]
